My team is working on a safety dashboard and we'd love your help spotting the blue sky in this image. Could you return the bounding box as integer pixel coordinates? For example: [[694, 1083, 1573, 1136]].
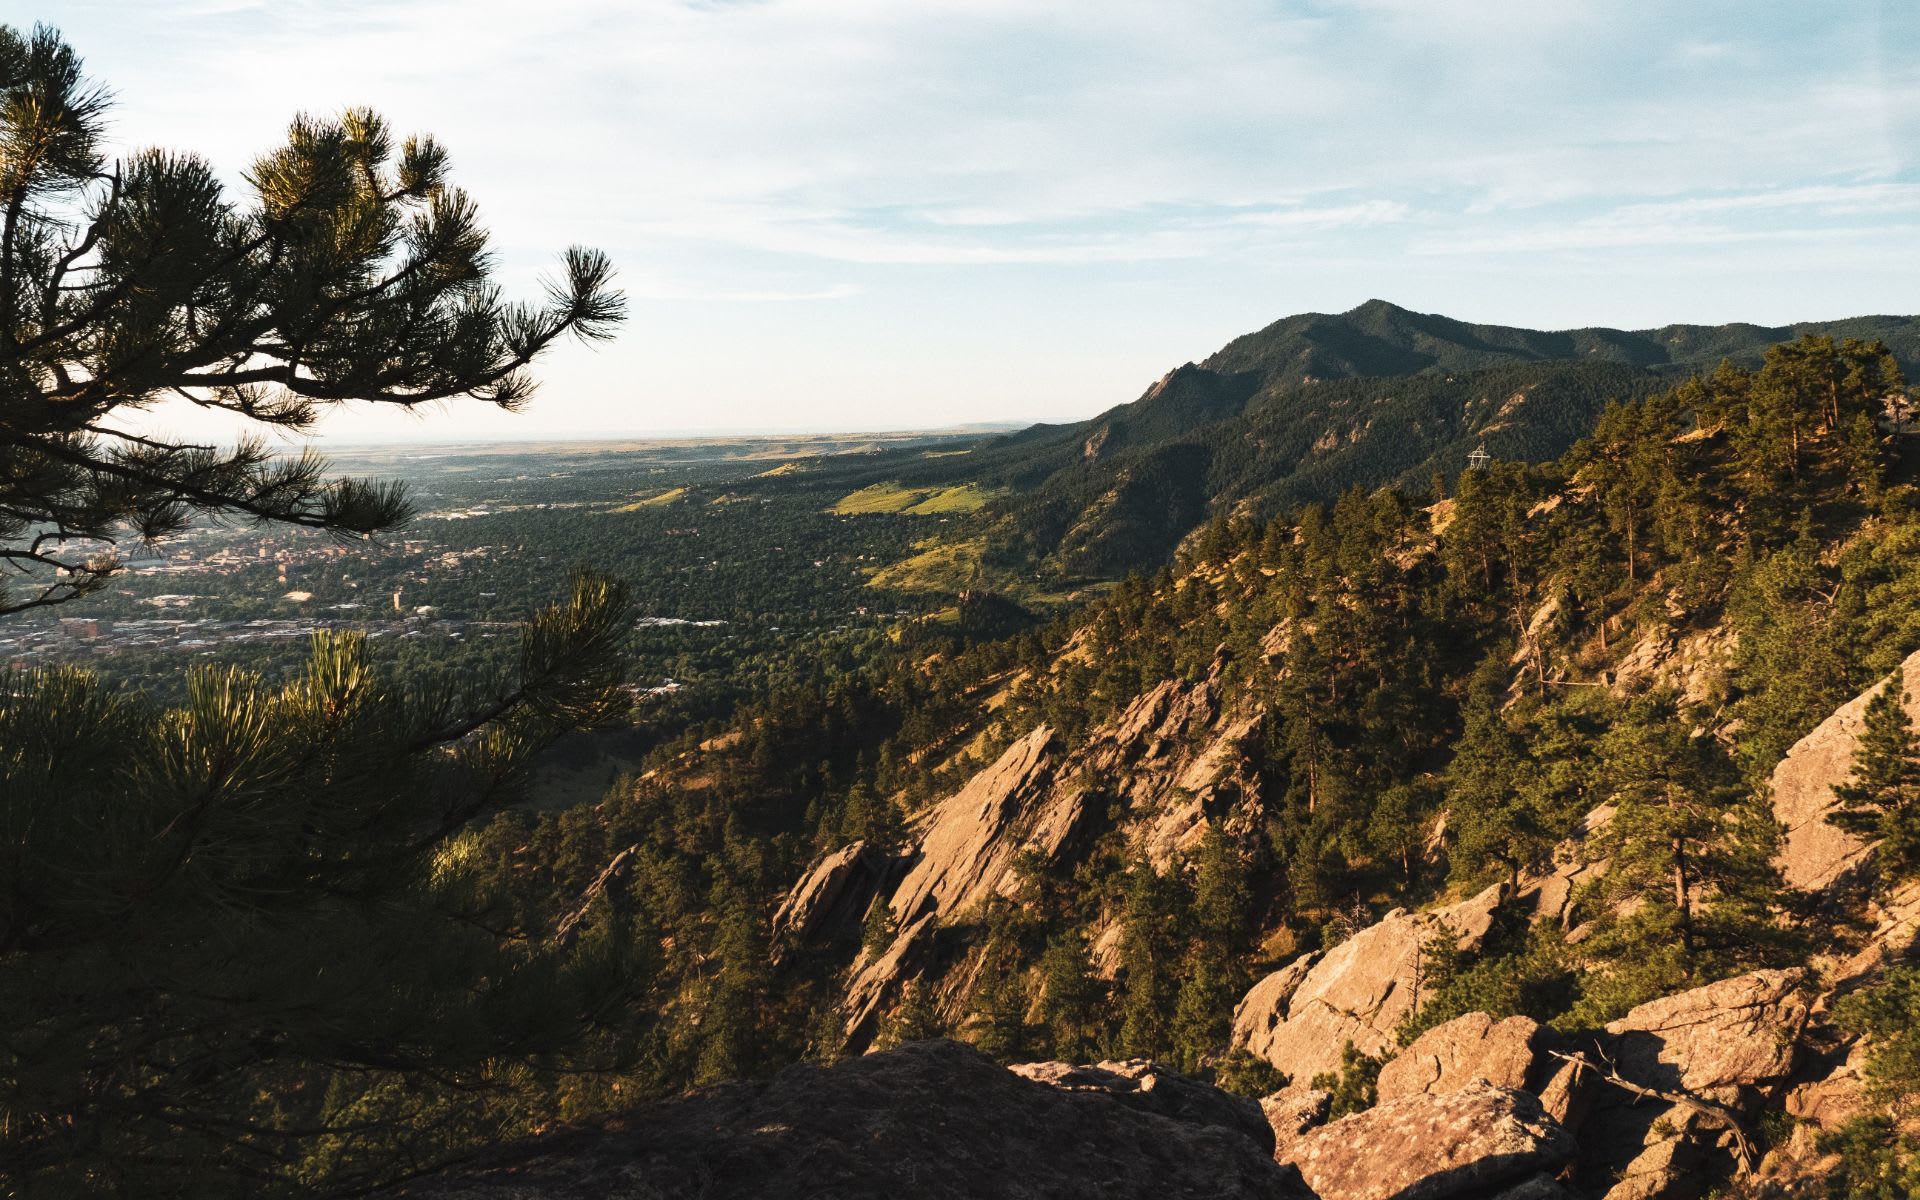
[[33, 0, 1920, 440]]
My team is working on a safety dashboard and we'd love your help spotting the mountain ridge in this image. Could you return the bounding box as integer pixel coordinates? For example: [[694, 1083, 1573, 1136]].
[[852, 300, 1920, 579]]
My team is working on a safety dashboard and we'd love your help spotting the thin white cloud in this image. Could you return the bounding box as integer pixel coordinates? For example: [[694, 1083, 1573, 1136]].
[[38, 0, 1920, 437]]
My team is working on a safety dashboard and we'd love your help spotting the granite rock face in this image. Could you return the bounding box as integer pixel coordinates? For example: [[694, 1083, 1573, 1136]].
[[841, 912, 939, 1044], [889, 725, 1065, 925], [1231, 883, 1508, 1080], [378, 1040, 1310, 1200], [1279, 1083, 1574, 1200], [1604, 969, 1809, 1103], [1574, 970, 1813, 1200], [1377, 1013, 1546, 1102], [1258, 1084, 1332, 1161], [770, 839, 886, 958], [1769, 649, 1920, 892]]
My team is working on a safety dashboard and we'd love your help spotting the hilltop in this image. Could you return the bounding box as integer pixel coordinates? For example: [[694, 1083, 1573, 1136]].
[[798, 301, 1920, 580]]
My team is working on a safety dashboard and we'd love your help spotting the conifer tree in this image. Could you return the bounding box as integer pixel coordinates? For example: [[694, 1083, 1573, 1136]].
[[1117, 860, 1188, 1058], [1832, 674, 1920, 886], [1574, 693, 1787, 1021], [1445, 648, 1554, 889], [0, 25, 633, 1197], [0, 23, 623, 616], [874, 980, 942, 1050], [1036, 932, 1106, 1062]]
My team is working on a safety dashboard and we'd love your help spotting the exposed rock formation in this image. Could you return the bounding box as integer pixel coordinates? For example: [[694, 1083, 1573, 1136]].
[[1231, 884, 1508, 1080], [842, 913, 938, 1043], [1009, 1057, 1274, 1154], [1377, 1013, 1545, 1102], [1574, 970, 1812, 1200], [889, 725, 1065, 924], [834, 659, 1274, 1043], [1279, 1083, 1574, 1200], [770, 839, 887, 959], [1770, 648, 1920, 892], [380, 1040, 1309, 1200], [1604, 969, 1809, 1103], [1258, 1084, 1332, 1161], [1518, 806, 1612, 930]]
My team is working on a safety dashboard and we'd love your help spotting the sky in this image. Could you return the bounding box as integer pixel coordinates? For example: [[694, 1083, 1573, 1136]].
[[29, 0, 1920, 441]]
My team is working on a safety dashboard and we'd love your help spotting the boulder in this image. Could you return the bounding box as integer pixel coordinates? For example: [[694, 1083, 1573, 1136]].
[[1231, 884, 1508, 1080], [1533, 1049, 1600, 1129], [1605, 969, 1809, 1102], [1769, 649, 1920, 893], [1782, 1040, 1869, 1131], [1377, 1013, 1544, 1102], [379, 1040, 1311, 1200], [1009, 1058, 1274, 1154], [1577, 1102, 1717, 1200], [1573, 970, 1812, 1200], [1280, 1083, 1574, 1200], [1258, 1084, 1331, 1161]]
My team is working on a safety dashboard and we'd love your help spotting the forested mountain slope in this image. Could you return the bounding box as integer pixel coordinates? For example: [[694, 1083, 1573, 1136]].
[[450, 331, 1920, 1199], [802, 302, 1920, 581]]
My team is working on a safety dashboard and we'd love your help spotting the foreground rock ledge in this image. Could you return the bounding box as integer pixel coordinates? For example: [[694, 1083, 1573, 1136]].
[[377, 1040, 1308, 1200]]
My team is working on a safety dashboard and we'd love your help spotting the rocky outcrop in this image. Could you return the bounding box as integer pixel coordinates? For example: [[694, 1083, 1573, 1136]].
[[889, 725, 1065, 924], [1610, 625, 1733, 708], [1604, 969, 1809, 1103], [1009, 1058, 1274, 1154], [1573, 970, 1812, 1200], [1770, 649, 1920, 892], [1518, 806, 1612, 930], [842, 913, 939, 1043], [1279, 1083, 1574, 1200], [841, 657, 1277, 1042], [770, 839, 887, 958], [1068, 658, 1266, 869], [1231, 884, 1508, 1080], [380, 1040, 1309, 1200], [1377, 1013, 1545, 1102], [1258, 1084, 1332, 1161]]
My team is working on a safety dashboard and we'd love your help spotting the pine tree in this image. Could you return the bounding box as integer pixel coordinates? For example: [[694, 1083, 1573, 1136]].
[[1832, 675, 1920, 886], [1117, 861, 1188, 1058], [1445, 649, 1554, 889], [874, 980, 942, 1050], [0, 25, 623, 617], [1192, 825, 1252, 955], [1170, 950, 1236, 1075], [1036, 932, 1106, 1062], [861, 894, 899, 955], [1845, 411, 1887, 505], [0, 26, 633, 1196], [696, 884, 773, 1084], [1574, 693, 1788, 1022], [965, 947, 1033, 1061], [2, 573, 641, 1196]]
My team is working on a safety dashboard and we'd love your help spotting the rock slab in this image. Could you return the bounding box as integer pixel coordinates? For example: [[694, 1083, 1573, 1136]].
[[1377, 1012, 1544, 1103], [1280, 1083, 1574, 1200], [1769, 649, 1920, 892], [378, 1040, 1310, 1200], [1232, 884, 1508, 1080]]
